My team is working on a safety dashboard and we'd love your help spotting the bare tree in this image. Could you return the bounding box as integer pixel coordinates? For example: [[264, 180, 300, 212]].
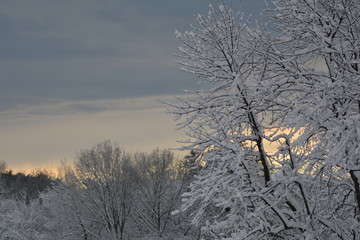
[[0, 161, 6, 173], [41, 162, 95, 240], [60, 140, 136, 240], [133, 149, 185, 238]]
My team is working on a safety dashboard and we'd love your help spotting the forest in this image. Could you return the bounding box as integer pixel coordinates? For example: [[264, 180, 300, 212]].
[[1, 0, 360, 239], [0, 143, 200, 239]]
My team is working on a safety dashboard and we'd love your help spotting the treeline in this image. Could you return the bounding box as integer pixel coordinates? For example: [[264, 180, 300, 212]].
[[0, 170, 54, 203], [0, 141, 202, 240]]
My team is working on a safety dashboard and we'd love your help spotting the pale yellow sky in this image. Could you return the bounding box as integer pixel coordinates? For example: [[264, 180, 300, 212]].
[[0, 94, 285, 173], [0, 95, 187, 173]]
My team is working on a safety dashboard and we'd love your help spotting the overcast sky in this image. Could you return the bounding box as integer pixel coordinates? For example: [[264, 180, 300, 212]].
[[0, 0, 268, 172]]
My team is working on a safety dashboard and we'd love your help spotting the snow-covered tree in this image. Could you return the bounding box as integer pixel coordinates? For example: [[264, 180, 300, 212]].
[[268, 0, 360, 238], [0, 198, 49, 240], [168, 1, 360, 239], [167, 4, 281, 238]]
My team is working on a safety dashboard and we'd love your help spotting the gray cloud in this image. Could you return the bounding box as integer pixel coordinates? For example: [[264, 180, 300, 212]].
[[27, 103, 105, 116], [2, 96, 177, 119], [0, 0, 268, 114]]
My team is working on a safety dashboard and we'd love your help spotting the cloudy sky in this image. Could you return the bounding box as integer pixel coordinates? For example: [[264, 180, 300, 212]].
[[0, 0, 268, 172]]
